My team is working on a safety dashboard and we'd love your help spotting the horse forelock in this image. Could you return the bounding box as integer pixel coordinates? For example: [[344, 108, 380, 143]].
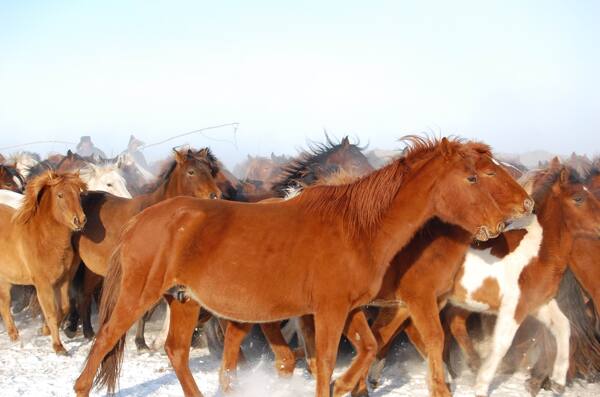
[[297, 136, 469, 238], [12, 171, 86, 224]]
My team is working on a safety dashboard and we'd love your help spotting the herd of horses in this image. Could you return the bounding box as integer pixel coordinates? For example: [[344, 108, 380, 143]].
[[0, 136, 599, 397]]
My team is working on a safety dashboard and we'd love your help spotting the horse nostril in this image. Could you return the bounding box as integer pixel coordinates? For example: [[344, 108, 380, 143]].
[[523, 198, 534, 212], [209, 192, 218, 200]]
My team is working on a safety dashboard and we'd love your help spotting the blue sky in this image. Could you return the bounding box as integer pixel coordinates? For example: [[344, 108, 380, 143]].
[[1, 1, 599, 166]]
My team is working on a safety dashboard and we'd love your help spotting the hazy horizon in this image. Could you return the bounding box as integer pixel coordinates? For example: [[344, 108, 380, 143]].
[[1, 1, 599, 167]]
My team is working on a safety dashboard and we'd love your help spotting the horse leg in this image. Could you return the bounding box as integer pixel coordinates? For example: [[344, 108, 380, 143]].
[[260, 322, 297, 377], [35, 282, 67, 354], [152, 303, 171, 350], [74, 288, 162, 396], [533, 300, 570, 394], [331, 309, 377, 397], [135, 304, 158, 351], [406, 297, 451, 397], [0, 281, 18, 341], [446, 306, 480, 373], [314, 308, 349, 397], [361, 306, 411, 390], [163, 297, 203, 397], [474, 309, 521, 397], [219, 320, 252, 393], [299, 314, 318, 375], [79, 271, 102, 339], [58, 278, 72, 323]]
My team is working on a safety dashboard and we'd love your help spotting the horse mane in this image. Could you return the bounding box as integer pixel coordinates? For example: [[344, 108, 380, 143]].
[[296, 136, 480, 238], [0, 164, 25, 187], [271, 135, 365, 195], [586, 159, 600, 184], [12, 171, 87, 224], [25, 160, 56, 179], [531, 166, 583, 205]]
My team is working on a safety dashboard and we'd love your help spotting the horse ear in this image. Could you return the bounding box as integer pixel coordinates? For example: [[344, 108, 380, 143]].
[[440, 137, 453, 157], [549, 156, 562, 169], [173, 149, 186, 164], [67, 149, 74, 158], [559, 167, 570, 186], [341, 136, 350, 147]]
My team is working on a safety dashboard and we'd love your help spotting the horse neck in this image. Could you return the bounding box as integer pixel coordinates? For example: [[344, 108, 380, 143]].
[[25, 197, 72, 249], [536, 193, 572, 277], [370, 160, 440, 268], [135, 177, 172, 209]]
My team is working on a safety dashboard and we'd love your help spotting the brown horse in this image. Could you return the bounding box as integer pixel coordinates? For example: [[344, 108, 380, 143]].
[[215, 153, 532, 393], [67, 148, 222, 339], [361, 166, 600, 397], [74, 137, 528, 397], [0, 172, 86, 353]]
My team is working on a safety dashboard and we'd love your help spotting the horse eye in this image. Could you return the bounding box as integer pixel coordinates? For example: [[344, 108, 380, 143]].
[[573, 196, 584, 205], [107, 183, 113, 187], [57, 193, 64, 199], [187, 170, 195, 176], [485, 172, 496, 176], [467, 175, 478, 184]]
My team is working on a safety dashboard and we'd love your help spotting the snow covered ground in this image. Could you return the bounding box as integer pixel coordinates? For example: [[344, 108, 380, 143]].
[[1, 311, 599, 397]]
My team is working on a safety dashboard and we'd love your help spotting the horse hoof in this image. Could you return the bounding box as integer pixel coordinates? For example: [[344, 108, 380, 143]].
[[135, 339, 150, 352], [40, 325, 51, 336], [549, 381, 565, 395], [351, 389, 369, 397], [54, 345, 68, 356], [525, 376, 545, 397], [8, 332, 19, 342]]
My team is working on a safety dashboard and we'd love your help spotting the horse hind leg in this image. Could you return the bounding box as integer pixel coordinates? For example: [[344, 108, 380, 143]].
[[0, 281, 19, 341], [135, 306, 157, 351], [533, 300, 570, 394], [163, 297, 204, 397], [220, 320, 253, 393]]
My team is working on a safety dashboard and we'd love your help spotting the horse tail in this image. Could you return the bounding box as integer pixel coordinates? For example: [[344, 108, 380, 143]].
[[93, 244, 125, 394], [557, 269, 600, 381]]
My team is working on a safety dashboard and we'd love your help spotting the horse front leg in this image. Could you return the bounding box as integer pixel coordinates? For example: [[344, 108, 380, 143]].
[[260, 322, 297, 377], [35, 282, 67, 355], [0, 281, 18, 341], [474, 307, 521, 397], [314, 307, 349, 397], [532, 300, 570, 395]]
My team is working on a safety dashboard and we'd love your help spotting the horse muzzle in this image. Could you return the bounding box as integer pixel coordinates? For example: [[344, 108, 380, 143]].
[[475, 222, 506, 241], [72, 215, 87, 231]]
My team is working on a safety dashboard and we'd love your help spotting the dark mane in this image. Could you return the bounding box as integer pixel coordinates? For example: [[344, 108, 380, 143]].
[[586, 159, 600, 184], [272, 135, 366, 195], [531, 166, 583, 205], [296, 136, 471, 238], [25, 160, 56, 180], [0, 164, 25, 188], [140, 160, 177, 194]]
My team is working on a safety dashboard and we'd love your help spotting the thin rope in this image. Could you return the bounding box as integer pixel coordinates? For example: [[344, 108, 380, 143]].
[[140, 122, 240, 150], [0, 140, 77, 151]]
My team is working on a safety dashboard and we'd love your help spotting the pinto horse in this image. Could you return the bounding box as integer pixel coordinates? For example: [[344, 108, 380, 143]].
[[65, 148, 221, 339], [0, 172, 86, 353], [75, 137, 527, 397]]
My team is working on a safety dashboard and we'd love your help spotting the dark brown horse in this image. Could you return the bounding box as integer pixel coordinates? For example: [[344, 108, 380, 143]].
[[74, 137, 527, 397], [66, 148, 221, 339], [0, 164, 25, 192], [0, 172, 86, 354]]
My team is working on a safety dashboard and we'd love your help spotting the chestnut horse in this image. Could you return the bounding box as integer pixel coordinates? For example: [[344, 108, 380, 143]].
[[66, 148, 221, 339], [0, 172, 86, 353], [215, 153, 532, 393], [75, 137, 527, 397], [360, 167, 600, 397]]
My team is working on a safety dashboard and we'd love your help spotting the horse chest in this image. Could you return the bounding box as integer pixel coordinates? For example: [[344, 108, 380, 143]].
[[451, 217, 544, 314]]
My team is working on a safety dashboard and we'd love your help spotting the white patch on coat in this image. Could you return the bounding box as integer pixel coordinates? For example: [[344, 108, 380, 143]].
[[451, 214, 543, 313], [534, 300, 571, 386], [0, 189, 24, 209]]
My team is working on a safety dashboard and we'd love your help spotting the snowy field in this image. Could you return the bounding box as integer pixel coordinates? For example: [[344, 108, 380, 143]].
[[1, 310, 599, 397]]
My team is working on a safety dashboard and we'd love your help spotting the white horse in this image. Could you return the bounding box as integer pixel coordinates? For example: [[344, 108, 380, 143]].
[[79, 163, 131, 198], [0, 189, 23, 209], [9, 152, 40, 179]]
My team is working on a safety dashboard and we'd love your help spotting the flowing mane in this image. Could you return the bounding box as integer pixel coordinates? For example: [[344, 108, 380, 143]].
[[272, 135, 366, 195], [296, 136, 487, 237], [13, 171, 87, 224]]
